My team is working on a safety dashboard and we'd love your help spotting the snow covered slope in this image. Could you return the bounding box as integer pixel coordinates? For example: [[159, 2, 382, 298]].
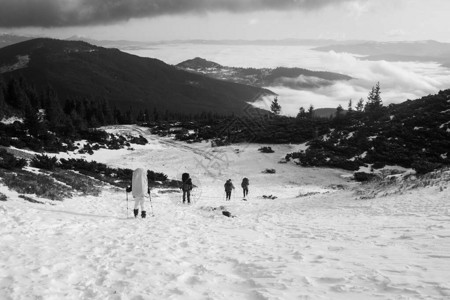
[[1, 125, 449, 299]]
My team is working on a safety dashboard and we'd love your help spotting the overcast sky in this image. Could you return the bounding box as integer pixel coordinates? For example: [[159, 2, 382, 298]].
[[1, 0, 450, 42]]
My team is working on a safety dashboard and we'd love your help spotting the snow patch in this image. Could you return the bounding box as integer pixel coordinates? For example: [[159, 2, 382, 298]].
[[0, 116, 23, 124], [0, 55, 30, 74]]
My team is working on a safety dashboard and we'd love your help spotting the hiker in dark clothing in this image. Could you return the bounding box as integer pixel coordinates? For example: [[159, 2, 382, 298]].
[[181, 173, 193, 204], [182, 177, 193, 204], [241, 177, 249, 198], [224, 179, 235, 201]]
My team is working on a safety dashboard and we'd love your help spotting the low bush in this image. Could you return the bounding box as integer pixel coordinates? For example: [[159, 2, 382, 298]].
[[0, 192, 7, 201], [354, 172, 379, 182], [262, 168, 276, 174], [0, 149, 27, 170], [31, 154, 59, 170], [50, 170, 103, 196], [129, 135, 148, 145], [258, 146, 274, 153], [411, 160, 442, 175]]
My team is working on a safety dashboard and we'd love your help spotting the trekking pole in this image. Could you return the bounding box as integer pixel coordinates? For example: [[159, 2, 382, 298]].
[[126, 191, 129, 219], [148, 190, 155, 217]]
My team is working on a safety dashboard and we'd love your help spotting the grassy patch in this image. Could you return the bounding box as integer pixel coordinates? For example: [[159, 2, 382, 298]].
[[0, 169, 72, 201], [49, 170, 103, 196]]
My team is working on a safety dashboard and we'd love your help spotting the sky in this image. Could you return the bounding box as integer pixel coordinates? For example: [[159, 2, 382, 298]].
[[1, 0, 450, 42]]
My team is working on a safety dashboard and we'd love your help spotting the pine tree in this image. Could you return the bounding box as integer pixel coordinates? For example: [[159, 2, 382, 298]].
[[270, 97, 281, 115], [365, 82, 383, 112], [43, 87, 64, 131], [24, 104, 43, 137], [296, 106, 307, 119], [0, 81, 6, 118], [308, 104, 314, 119], [356, 98, 364, 112], [336, 104, 344, 118], [347, 99, 353, 112]]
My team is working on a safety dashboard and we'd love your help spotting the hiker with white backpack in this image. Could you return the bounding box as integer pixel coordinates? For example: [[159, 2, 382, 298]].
[[126, 168, 150, 218]]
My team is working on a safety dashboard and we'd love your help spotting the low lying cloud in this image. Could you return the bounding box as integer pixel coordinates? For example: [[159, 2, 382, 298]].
[[273, 75, 335, 89], [126, 43, 450, 117], [0, 0, 363, 27], [252, 51, 450, 116]]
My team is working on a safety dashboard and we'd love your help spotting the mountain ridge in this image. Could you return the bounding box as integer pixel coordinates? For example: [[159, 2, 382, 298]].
[[177, 57, 352, 89], [0, 38, 274, 115]]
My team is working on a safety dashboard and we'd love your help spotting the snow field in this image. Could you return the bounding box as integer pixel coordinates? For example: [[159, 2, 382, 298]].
[[1, 125, 449, 299]]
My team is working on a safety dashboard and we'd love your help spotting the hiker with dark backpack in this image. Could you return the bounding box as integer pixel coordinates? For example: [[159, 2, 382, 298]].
[[241, 177, 249, 199], [181, 173, 193, 204], [126, 168, 149, 218], [224, 179, 235, 201]]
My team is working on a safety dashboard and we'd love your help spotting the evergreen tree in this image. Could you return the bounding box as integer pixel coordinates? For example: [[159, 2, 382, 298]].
[[336, 104, 344, 118], [296, 106, 307, 119], [153, 107, 159, 122], [144, 108, 151, 122], [101, 100, 114, 124], [270, 97, 281, 115], [347, 99, 353, 112], [43, 87, 64, 131], [308, 105, 314, 119], [6, 78, 29, 110], [0, 81, 6, 118], [365, 82, 383, 112], [23, 104, 44, 137], [356, 98, 364, 112]]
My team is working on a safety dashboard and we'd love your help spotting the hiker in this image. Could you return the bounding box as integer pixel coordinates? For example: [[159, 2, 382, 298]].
[[241, 177, 249, 198], [224, 179, 235, 201], [129, 167, 149, 218], [181, 173, 193, 204]]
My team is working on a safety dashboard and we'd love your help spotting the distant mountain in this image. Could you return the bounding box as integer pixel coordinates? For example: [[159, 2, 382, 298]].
[[314, 40, 450, 68], [177, 57, 352, 89], [313, 108, 344, 119], [0, 38, 274, 115], [0, 34, 32, 49]]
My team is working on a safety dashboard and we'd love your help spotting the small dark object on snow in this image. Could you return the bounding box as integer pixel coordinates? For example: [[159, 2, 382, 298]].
[[222, 211, 234, 217], [262, 194, 277, 200], [0, 193, 7, 201], [258, 146, 274, 153], [262, 168, 276, 174], [141, 211, 146, 218]]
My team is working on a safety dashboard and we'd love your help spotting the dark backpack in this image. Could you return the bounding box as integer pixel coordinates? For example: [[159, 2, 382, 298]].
[[242, 177, 249, 187], [182, 173, 190, 183]]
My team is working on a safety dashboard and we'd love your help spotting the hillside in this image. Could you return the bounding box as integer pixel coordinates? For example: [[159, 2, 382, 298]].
[[0, 38, 274, 115], [177, 57, 352, 89], [287, 89, 450, 174]]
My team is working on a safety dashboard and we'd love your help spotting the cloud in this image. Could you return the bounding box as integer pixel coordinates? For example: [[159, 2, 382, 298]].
[[252, 51, 450, 116], [273, 75, 335, 89], [0, 0, 365, 28], [387, 29, 406, 38]]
